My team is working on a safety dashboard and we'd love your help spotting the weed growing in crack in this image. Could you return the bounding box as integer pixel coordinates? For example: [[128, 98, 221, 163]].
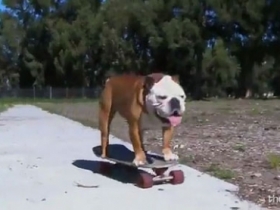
[[267, 153, 280, 169], [206, 163, 235, 180]]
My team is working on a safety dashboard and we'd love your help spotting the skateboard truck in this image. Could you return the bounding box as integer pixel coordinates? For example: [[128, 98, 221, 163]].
[[136, 168, 184, 188]]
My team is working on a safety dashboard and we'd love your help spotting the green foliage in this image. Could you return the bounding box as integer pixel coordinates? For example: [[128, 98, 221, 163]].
[[0, 0, 279, 98], [202, 39, 240, 96]]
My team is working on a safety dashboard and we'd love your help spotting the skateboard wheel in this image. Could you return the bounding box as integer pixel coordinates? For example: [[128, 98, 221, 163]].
[[136, 173, 153, 188], [169, 170, 184, 185], [99, 162, 112, 175]]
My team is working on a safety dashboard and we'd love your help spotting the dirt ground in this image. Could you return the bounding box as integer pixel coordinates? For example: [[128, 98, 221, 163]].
[[37, 99, 280, 208]]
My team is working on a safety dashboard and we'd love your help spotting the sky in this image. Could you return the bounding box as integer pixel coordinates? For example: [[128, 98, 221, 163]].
[[0, 0, 4, 10]]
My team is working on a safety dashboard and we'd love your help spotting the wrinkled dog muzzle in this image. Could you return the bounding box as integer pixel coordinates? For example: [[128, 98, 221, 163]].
[[146, 95, 183, 127]]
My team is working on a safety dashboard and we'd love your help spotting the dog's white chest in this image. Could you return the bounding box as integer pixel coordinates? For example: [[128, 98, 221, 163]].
[[140, 112, 164, 131]]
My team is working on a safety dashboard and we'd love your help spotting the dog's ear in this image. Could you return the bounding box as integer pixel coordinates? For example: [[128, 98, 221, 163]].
[[139, 76, 155, 106], [143, 76, 155, 92], [171, 75, 180, 83]]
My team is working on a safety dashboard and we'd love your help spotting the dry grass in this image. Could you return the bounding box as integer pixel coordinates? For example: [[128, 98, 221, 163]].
[[36, 99, 280, 208]]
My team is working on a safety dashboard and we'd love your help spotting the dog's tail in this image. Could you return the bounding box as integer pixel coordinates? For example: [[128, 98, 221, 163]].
[[102, 71, 116, 87]]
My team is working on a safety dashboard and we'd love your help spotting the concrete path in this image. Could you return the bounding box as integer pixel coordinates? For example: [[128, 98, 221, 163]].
[[0, 105, 266, 210]]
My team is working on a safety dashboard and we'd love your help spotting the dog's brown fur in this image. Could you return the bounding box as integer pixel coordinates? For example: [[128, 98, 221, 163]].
[[98, 73, 179, 164]]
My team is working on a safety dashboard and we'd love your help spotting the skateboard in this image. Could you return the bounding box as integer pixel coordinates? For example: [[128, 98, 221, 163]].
[[92, 145, 185, 189]]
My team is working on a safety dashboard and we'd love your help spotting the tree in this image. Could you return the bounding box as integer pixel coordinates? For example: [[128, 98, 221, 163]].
[[202, 38, 240, 97], [0, 0, 279, 99], [212, 0, 269, 97]]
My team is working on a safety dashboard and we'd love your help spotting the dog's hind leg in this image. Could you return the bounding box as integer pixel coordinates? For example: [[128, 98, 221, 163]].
[[99, 85, 116, 158], [139, 129, 148, 153]]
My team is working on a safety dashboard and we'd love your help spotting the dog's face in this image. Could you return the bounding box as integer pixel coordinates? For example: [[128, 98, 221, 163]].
[[143, 73, 186, 127]]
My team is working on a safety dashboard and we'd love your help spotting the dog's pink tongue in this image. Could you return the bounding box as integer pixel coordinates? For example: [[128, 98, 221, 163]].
[[168, 116, 182, 126]]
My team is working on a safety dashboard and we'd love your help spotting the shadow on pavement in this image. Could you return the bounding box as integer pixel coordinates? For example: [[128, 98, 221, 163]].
[[72, 144, 146, 184]]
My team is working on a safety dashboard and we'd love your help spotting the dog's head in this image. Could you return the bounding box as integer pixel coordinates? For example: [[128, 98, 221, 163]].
[[143, 73, 186, 127]]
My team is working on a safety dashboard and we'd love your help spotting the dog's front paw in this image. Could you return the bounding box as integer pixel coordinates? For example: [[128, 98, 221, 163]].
[[163, 152, 179, 161], [133, 153, 147, 166], [133, 159, 146, 166]]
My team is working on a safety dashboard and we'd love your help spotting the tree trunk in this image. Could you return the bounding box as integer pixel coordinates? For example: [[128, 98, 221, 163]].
[[193, 44, 203, 100]]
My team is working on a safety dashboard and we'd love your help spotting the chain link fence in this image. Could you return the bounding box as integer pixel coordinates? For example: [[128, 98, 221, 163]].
[[0, 87, 102, 99]]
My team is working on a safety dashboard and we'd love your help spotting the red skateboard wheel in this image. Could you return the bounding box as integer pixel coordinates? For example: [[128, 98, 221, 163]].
[[136, 173, 154, 188], [169, 170, 184, 184]]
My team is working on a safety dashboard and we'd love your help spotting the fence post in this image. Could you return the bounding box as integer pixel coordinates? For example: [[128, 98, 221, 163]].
[[66, 87, 68, 98], [33, 85, 36, 100], [82, 87, 85, 98], [49, 86, 52, 99]]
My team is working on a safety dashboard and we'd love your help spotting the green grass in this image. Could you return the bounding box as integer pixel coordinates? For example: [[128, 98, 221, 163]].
[[267, 153, 280, 169], [232, 143, 246, 152], [205, 163, 235, 180], [0, 103, 13, 112], [179, 155, 196, 164]]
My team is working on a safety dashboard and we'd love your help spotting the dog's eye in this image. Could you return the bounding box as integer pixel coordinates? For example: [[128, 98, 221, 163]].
[[157, 95, 167, 100], [180, 95, 185, 99]]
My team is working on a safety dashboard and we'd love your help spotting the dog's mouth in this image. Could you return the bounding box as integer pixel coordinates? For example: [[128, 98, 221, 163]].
[[155, 110, 182, 127]]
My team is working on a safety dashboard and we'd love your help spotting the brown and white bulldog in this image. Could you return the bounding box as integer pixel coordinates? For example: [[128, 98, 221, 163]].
[[98, 73, 186, 166]]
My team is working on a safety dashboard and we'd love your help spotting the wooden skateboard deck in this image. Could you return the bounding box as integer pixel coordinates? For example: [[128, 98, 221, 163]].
[[99, 154, 178, 169]]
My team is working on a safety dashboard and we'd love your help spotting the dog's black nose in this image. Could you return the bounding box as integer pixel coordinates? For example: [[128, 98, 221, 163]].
[[170, 97, 180, 110], [172, 110, 180, 116]]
